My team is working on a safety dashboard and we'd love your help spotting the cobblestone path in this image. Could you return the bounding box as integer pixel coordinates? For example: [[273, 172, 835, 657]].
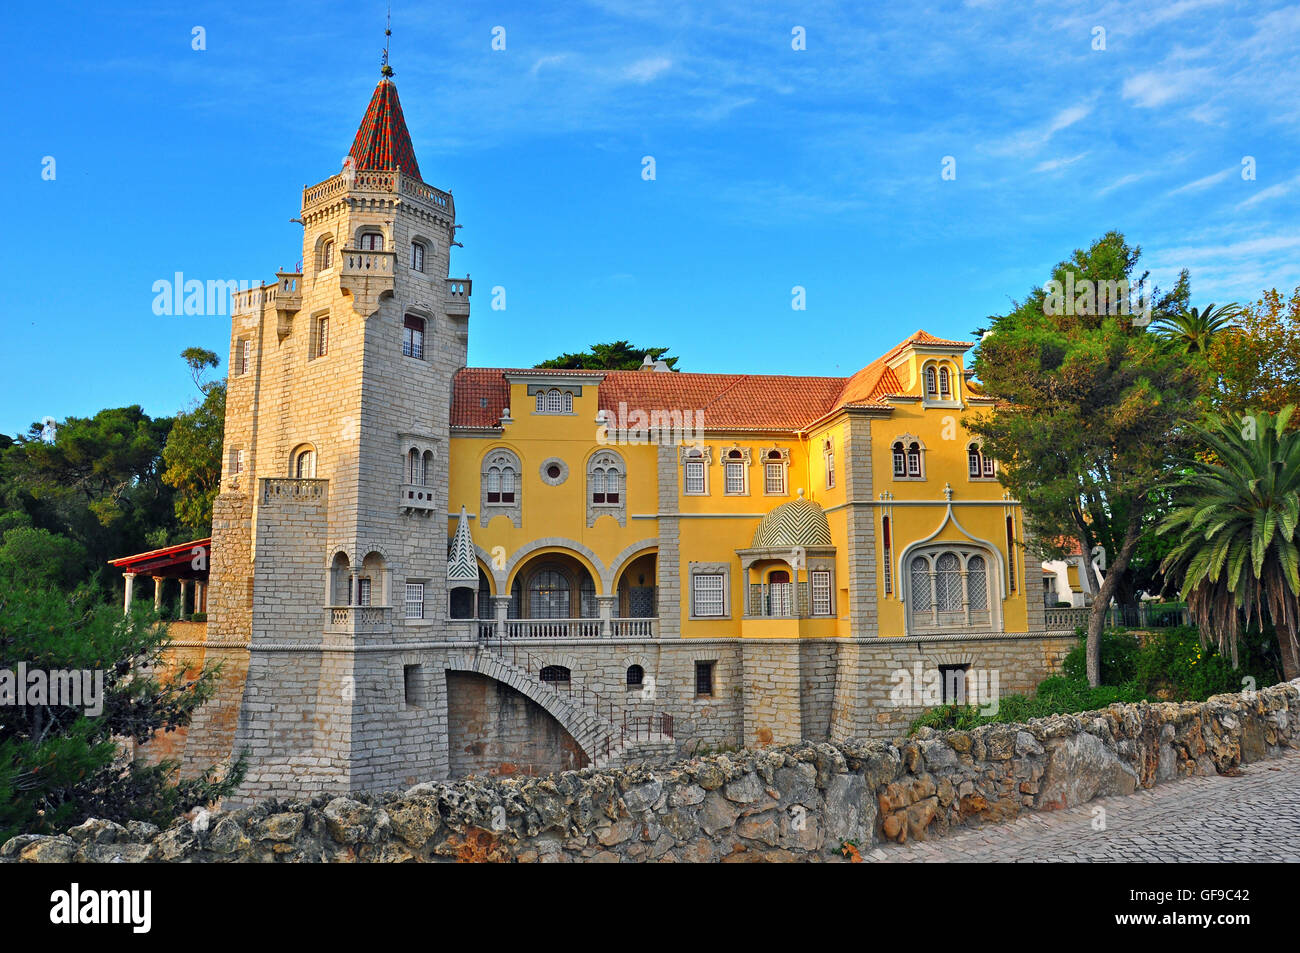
[[865, 749, 1300, 862]]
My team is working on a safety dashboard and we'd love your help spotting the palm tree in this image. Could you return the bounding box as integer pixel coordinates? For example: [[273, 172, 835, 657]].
[[1151, 302, 1240, 355], [1159, 407, 1300, 679]]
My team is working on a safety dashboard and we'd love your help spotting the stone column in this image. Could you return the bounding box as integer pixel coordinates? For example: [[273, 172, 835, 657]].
[[492, 594, 511, 637], [180, 579, 193, 617], [153, 576, 166, 611], [597, 594, 616, 638], [123, 572, 136, 615], [196, 580, 207, 613]]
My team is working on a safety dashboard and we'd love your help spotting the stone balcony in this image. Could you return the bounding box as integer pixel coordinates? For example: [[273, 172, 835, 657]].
[[324, 605, 391, 635], [339, 248, 395, 317], [261, 478, 327, 505], [445, 278, 471, 317], [301, 169, 455, 220], [477, 617, 658, 639], [399, 483, 438, 513]]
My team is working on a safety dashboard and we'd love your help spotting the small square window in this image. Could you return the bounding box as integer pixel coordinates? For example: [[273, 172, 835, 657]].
[[692, 573, 725, 617], [938, 664, 970, 705], [403, 664, 423, 706], [695, 661, 716, 697]]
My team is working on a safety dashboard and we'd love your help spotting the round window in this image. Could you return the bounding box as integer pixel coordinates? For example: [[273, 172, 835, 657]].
[[546, 464, 561, 479]]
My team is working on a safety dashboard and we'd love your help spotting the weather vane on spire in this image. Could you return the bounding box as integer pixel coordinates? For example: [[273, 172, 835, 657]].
[[380, 6, 393, 78]]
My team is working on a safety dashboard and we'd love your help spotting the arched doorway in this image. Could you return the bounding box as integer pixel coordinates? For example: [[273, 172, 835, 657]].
[[507, 552, 600, 637]]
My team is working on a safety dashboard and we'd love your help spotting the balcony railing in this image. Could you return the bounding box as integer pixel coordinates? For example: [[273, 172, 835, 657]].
[[475, 618, 658, 639], [325, 605, 391, 633], [261, 478, 326, 504], [399, 483, 437, 512], [612, 618, 657, 638], [302, 169, 454, 217]]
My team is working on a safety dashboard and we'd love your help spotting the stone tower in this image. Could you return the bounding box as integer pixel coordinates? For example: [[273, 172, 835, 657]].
[[203, 62, 472, 799]]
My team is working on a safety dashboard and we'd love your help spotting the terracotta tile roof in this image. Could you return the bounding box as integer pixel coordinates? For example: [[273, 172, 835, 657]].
[[450, 330, 974, 431], [349, 79, 422, 179]]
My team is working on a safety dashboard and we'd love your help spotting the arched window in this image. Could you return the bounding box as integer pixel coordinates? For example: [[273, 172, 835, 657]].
[[767, 569, 792, 616], [824, 439, 835, 489], [936, 552, 962, 611], [403, 315, 425, 360], [725, 449, 746, 494], [906, 547, 995, 632], [925, 366, 937, 397], [539, 665, 571, 684], [359, 231, 384, 251], [892, 442, 906, 477], [967, 555, 988, 610], [421, 450, 434, 487], [907, 442, 922, 477], [1006, 515, 1017, 591], [317, 237, 334, 272], [563, 391, 573, 413], [882, 516, 893, 594], [408, 448, 422, 485], [589, 451, 624, 508], [968, 444, 982, 478], [910, 557, 932, 611], [529, 570, 570, 618], [626, 665, 644, 688], [764, 450, 787, 495], [292, 446, 316, 479], [939, 366, 951, 398], [410, 241, 425, 272], [546, 389, 564, 414]]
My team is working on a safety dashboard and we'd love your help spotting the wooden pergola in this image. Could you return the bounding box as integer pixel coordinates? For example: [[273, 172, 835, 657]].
[[108, 538, 211, 617]]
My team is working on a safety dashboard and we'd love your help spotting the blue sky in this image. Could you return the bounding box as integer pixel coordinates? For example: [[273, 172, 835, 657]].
[[3, 0, 1298, 435]]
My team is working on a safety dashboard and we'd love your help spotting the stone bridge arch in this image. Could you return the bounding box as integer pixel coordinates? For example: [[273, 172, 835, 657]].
[[446, 646, 610, 765]]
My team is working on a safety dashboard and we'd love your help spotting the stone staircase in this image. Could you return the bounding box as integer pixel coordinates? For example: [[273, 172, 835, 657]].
[[472, 641, 675, 769]]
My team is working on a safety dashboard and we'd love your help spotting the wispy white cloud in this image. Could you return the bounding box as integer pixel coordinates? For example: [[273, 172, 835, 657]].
[[987, 103, 1093, 157], [1167, 167, 1235, 195], [1034, 152, 1089, 173], [623, 56, 672, 83], [1237, 174, 1300, 209], [1121, 68, 1213, 108]]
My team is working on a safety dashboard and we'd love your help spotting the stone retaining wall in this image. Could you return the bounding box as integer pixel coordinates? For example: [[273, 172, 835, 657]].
[[7, 680, 1296, 863]]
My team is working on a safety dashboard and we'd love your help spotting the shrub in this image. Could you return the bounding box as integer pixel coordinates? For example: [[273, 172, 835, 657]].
[[1062, 630, 1140, 684]]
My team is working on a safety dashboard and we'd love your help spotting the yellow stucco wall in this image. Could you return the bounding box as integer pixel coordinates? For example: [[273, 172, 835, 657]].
[[445, 342, 1031, 640]]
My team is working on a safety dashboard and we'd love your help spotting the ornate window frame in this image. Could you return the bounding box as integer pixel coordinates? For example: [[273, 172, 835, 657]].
[[480, 447, 522, 528], [688, 561, 731, 619], [680, 445, 712, 496], [719, 445, 751, 496], [587, 449, 627, 527], [760, 446, 790, 496], [890, 433, 927, 481]]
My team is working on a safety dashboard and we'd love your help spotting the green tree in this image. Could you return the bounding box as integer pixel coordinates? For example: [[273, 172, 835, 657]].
[[1206, 287, 1300, 420], [0, 526, 87, 590], [0, 586, 244, 840], [162, 348, 226, 531], [1151, 302, 1241, 355], [967, 231, 1204, 685], [537, 340, 679, 370], [2, 407, 177, 588], [1158, 407, 1300, 680]]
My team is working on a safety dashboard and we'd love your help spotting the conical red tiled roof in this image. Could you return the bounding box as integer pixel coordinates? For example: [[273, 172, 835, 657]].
[[349, 79, 422, 179]]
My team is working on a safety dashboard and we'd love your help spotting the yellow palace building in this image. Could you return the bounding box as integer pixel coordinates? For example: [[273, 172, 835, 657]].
[[125, 65, 1074, 800]]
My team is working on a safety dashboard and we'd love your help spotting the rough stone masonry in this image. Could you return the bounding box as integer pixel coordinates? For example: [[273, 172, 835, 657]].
[[6, 680, 1297, 863]]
